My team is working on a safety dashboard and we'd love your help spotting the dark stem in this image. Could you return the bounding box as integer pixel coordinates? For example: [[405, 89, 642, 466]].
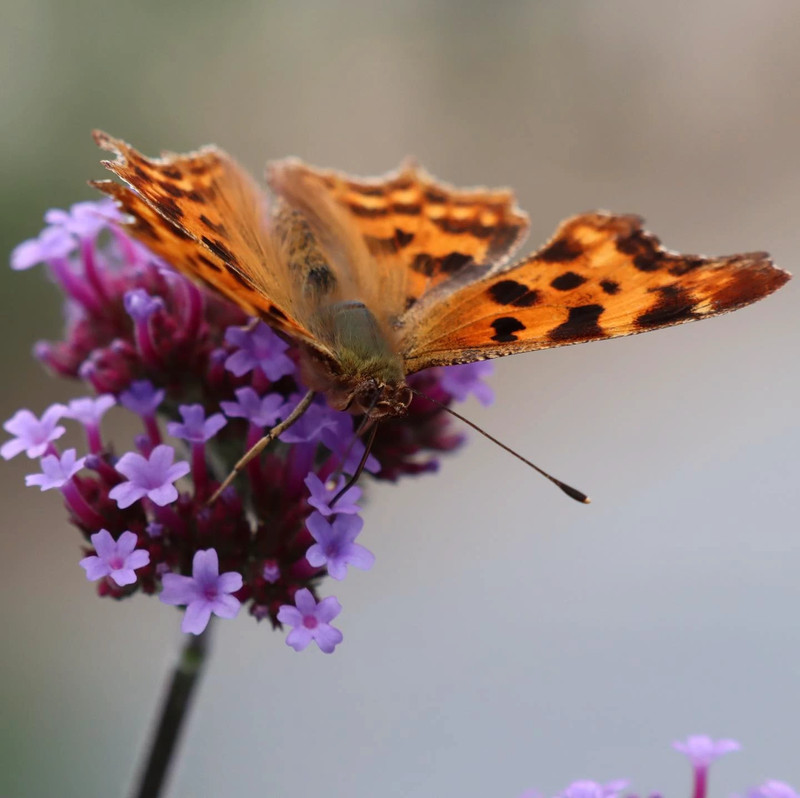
[[130, 624, 212, 798]]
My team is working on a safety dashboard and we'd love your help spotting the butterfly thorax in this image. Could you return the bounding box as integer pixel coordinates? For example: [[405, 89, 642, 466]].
[[300, 300, 411, 419]]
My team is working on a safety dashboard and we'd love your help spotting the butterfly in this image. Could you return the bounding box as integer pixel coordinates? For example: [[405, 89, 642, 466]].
[[91, 131, 790, 501]]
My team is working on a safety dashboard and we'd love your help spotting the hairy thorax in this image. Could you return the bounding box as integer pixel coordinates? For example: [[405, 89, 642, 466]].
[[276, 208, 411, 419]]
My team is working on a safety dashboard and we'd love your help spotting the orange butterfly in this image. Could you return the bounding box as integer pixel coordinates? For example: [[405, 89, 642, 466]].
[[92, 131, 790, 501]]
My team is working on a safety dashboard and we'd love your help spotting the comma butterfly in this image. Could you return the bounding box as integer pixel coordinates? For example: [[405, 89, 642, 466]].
[[91, 132, 790, 500]]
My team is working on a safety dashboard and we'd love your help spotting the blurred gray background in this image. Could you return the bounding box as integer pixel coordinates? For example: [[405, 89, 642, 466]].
[[2, 1, 799, 797]]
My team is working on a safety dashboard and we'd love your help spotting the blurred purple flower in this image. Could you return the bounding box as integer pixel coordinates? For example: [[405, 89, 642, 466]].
[[439, 361, 494, 406], [64, 395, 116, 426], [124, 288, 164, 321], [80, 529, 150, 587], [224, 322, 295, 381], [167, 404, 227, 443], [44, 199, 121, 240], [305, 512, 373, 580], [220, 388, 288, 428], [752, 782, 800, 798], [262, 560, 280, 583], [160, 548, 243, 634], [109, 444, 190, 508], [10, 227, 75, 271], [2, 405, 67, 459], [673, 735, 741, 767], [277, 588, 343, 653], [558, 781, 629, 798], [25, 448, 86, 491], [119, 380, 166, 417], [305, 472, 361, 517]]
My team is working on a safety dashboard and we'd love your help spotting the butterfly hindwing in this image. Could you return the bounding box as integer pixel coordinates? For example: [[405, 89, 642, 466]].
[[400, 212, 790, 372], [268, 158, 530, 324]]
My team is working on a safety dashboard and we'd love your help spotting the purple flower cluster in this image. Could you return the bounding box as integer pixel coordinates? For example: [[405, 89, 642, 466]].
[[518, 736, 796, 798], [5, 201, 495, 651]]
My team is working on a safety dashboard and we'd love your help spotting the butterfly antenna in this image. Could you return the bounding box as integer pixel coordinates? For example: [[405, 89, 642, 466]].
[[330, 423, 378, 508], [409, 388, 591, 505], [207, 389, 316, 505]]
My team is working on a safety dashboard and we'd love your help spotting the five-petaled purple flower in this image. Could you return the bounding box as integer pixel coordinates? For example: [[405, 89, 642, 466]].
[[752, 782, 800, 798], [673, 734, 741, 767], [2, 405, 67, 459], [276, 588, 343, 653], [25, 449, 86, 491], [109, 444, 190, 508], [167, 404, 227, 443], [160, 549, 243, 634], [305, 472, 362, 516], [80, 529, 150, 587], [220, 387, 289, 428], [224, 322, 295, 381], [119, 379, 166, 417], [305, 512, 374, 580]]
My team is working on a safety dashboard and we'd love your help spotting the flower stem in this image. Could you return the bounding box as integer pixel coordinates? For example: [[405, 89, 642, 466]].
[[130, 624, 212, 798]]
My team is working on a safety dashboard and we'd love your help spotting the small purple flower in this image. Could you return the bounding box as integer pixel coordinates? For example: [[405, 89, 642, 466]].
[[160, 549, 243, 634], [25, 448, 86, 490], [278, 397, 341, 444], [2, 405, 67, 459], [558, 781, 629, 798], [119, 379, 166, 417], [10, 226, 75, 271], [124, 289, 164, 321], [167, 404, 227, 443], [79, 529, 150, 587], [753, 782, 800, 798], [673, 735, 741, 767], [64, 395, 116, 426], [305, 512, 374, 580], [224, 322, 295, 381], [305, 472, 362, 517], [109, 444, 190, 508], [64, 395, 115, 453], [220, 387, 288, 428], [262, 560, 280, 583], [44, 199, 121, 240], [439, 361, 495, 406], [277, 588, 343, 653]]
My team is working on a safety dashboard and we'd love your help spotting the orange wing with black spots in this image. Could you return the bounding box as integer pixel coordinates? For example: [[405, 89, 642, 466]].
[[399, 212, 790, 372], [92, 131, 327, 352], [267, 158, 530, 323]]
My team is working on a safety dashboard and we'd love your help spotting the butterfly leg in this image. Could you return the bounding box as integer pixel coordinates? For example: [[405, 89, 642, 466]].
[[207, 389, 315, 504]]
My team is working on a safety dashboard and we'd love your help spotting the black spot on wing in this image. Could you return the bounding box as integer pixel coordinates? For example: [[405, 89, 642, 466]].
[[269, 305, 288, 320], [538, 237, 583, 263], [161, 181, 184, 198], [197, 253, 222, 272], [549, 304, 605, 342], [550, 271, 586, 291], [636, 285, 698, 329], [347, 202, 388, 218], [439, 252, 474, 273], [600, 279, 620, 295], [488, 280, 539, 307], [617, 231, 663, 272], [490, 316, 526, 343], [306, 265, 337, 294], [186, 190, 206, 203], [411, 253, 435, 276], [199, 214, 228, 237], [391, 203, 421, 215], [395, 228, 415, 247], [162, 167, 183, 180], [202, 236, 238, 266]]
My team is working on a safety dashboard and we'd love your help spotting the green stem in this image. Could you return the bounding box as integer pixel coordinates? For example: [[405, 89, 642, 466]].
[[130, 623, 212, 798]]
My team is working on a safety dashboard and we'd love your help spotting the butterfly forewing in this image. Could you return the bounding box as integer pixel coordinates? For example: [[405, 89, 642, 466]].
[[92, 132, 326, 351], [399, 212, 790, 372]]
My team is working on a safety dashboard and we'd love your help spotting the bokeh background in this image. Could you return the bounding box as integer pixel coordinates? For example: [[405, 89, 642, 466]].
[[2, 2, 799, 797]]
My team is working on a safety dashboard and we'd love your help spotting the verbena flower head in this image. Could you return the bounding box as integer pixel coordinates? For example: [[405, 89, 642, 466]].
[[6, 200, 493, 649], [5, 191, 800, 758], [515, 736, 794, 798]]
